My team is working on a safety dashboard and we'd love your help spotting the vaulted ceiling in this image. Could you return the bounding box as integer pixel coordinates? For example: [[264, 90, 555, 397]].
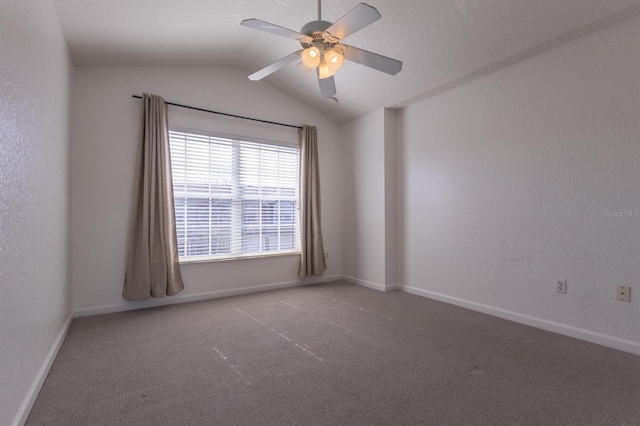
[[53, 0, 640, 123]]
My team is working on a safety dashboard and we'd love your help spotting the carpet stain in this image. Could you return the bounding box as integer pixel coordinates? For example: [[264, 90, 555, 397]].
[[469, 367, 486, 375]]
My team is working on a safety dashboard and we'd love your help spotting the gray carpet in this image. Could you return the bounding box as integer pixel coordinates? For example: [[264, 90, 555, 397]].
[[27, 281, 640, 425]]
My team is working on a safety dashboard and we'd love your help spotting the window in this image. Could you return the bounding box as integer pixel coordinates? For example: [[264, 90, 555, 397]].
[[169, 129, 300, 261]]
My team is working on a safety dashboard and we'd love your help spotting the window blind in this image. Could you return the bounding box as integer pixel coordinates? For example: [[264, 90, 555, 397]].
[[169, 129, 300, 260]]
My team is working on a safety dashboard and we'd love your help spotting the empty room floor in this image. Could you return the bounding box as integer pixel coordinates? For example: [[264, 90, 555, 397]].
[[27, 281, 640, 425]]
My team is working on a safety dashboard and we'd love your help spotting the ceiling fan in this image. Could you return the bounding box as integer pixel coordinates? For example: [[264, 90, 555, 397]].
[[240, 1, 403, 99]]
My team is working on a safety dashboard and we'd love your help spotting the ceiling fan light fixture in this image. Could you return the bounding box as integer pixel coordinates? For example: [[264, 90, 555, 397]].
[[318, 60, 336, 79], [324, 48, 344, 73], [301, 47, 321, 69]]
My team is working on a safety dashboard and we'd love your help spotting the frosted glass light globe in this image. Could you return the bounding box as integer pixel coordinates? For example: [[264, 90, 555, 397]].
[[301, 47, 321, 70], [318, 60, 336, 79], [324, 49, 344, 73]]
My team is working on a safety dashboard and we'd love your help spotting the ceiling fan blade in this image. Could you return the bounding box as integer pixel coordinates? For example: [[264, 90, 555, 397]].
[[324, 3, 381, 40], [241, 19, 307, 40], [248, 50, 302, 81], [343, 45, 402, 75], [317, 72, 337, 98]]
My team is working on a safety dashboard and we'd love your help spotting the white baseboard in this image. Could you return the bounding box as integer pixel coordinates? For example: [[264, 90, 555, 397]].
[[73, 275, 342, 317], [12, 313, 73, 426], [400, 285, 640, 357], [343, 275, 399, 292]]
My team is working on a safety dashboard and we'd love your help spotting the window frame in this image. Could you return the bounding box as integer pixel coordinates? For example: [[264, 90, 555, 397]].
[[169, 127, 301, 263]]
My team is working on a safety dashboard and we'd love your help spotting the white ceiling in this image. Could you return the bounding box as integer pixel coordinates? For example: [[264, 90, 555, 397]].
[[53, 0, 640, 123]]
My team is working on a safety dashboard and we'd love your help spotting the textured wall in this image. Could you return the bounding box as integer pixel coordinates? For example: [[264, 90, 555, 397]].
[[0, 0, 72, 424], [383, 109, 398, 287], [341, 109, 387, 287], [341, 108, 399, 289], [399, 15, 640, 345], [70, 66, 342, 314]]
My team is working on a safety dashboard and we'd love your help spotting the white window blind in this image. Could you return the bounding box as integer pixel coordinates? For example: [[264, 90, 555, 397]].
[[169, 129, 300, 261]]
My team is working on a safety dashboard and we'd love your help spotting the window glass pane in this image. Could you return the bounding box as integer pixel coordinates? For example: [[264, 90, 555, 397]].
[[169, 130, 300, 260]]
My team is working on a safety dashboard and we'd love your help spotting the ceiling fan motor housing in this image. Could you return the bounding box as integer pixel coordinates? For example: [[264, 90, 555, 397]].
[[300, 20, 341, 58], [300, 20, 332, 36]]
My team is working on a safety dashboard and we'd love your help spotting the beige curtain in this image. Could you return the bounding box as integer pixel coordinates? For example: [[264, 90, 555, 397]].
[[298, 125, 327, 277], [123, 93, 184, 301]]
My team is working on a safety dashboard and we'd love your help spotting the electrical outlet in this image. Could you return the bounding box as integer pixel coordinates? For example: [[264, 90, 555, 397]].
[[325, 252, 329, 260], [616, 286, 631, 303], [556, 280, 567, 294]]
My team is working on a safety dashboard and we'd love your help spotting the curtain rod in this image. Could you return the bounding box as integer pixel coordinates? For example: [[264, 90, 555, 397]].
[[132, 95, 303, 130]]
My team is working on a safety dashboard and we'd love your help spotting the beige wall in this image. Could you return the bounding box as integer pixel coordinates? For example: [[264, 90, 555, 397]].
[[0, 1, 73, 424], [70, 65, 343, 315], [398, 15, 640, 352], [341, 108, 398, 291], [341, 109, 386, 288]]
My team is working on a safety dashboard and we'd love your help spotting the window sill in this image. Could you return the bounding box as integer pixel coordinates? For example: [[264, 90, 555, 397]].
[[178, 251, 301, 265]]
